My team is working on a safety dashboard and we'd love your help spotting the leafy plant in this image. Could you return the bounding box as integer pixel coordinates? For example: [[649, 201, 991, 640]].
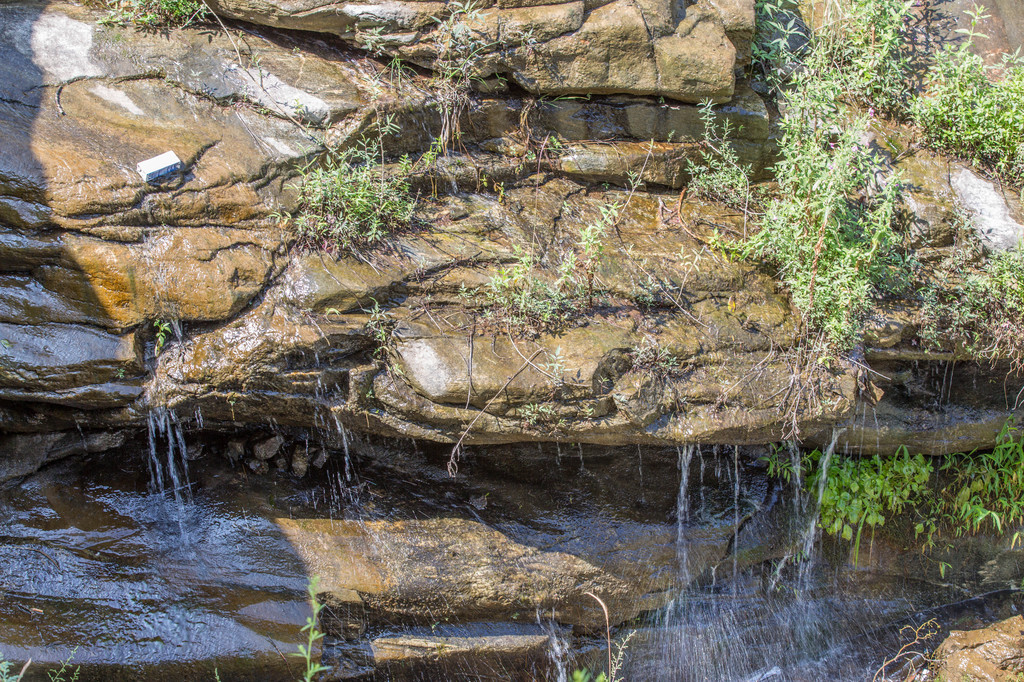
[[569, 629, 634, 682], [936, 421, 1024, 535], [813, 0, 913, 114], [430, 0, 493, 153], [811, 448, 933, 560], [153, 319, 173, 355], [913, 4, 1024, 185], [291, 576, 330, 682], [753, 0, 913, 114], [0, 655, 27, 682], [742, 97, 908, 347], [484, 249, 575, 328], [686, 99, 753, 209], [363, 300, 404, 379], [291, 115, 415, 251], [519, 402, 557, 426], [575, 202, 620, 307], [482, 203, 620, 330], [741, 0, 915, 348], [46, 649, 80, 682], [94, 0, 209, 27], [920, 245, 1024, 371], [629, 338, 681, 379], [766, 422, 1024, 555]]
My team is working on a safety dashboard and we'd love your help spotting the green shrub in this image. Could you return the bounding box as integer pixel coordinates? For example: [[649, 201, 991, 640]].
[[742, 0, 914, 348], [686, 100, 752, 209], [921, 247, 1024, 371], [0, 657, 22, 682], [95, 0, 209, 27], [753, 0, 913, 114], [742, 93, 909, 347], [814, 448, 932, 556], [937, 421, 1024, 536], [767, 422, 1024, 552], [483, 249, 580, 328], [291, 117, 415, 251], [913, 5, 1024, 185], [813, 0, 914, 115]]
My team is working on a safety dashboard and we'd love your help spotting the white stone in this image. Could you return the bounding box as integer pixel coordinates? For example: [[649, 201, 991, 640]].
[[951, 167, 1024, 252], [27, 13, 102, 82], [136, 151, 182, 182]]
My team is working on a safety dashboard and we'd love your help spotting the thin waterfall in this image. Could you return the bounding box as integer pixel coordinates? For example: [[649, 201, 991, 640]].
[[698, 444, 706, 513], [676, 444, 695, 539], [676, 444, 695, 581], [797, 428, 842, 587], [539, 610, 569, 682], [732, 444, 741, 597], [332, 412, 352, 483], [146, 407, 192, 535], [637, 444, 645, 504]]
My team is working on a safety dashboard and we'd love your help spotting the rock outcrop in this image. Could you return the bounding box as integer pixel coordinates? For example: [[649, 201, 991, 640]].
[[930, 615, 1024, 682], [207, 0, 755, 103], [0, 1, 1021, 482]]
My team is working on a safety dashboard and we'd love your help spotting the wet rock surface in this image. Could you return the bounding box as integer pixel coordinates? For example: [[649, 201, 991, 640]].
[[930, 615, 1024, 682], [0, 0, 1020, 475], [4, 436, 1024, 680]]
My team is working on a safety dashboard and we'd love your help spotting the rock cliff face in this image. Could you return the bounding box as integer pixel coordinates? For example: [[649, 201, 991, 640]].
[[0, 0, 1021, 480]]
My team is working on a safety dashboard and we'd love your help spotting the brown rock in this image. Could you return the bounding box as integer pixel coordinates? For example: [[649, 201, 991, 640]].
[[932, 615, 1024, 682], [253, 434, 285, 460], [277, 516, 654, 631]]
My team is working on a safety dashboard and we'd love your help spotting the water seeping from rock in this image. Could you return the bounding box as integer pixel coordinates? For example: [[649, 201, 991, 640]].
[[147, 407, 193, 536], [5, 435, 1024, 679], [676, 444, 695, 548]]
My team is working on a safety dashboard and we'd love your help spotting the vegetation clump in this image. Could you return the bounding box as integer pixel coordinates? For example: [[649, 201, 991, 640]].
[[291, 117, 416, 252], [767, 422, 1024, 553], [482, 202, 620, 330], [742, 99, 908, 347], [686, 100, 753, 210], [769, 446, 933, 557], [913, 5, 1024, 186], [709, 0, 914, 349], [921, 246, 1024, 372], [94, 0, 209, 27], [809, 0, 914, 115]]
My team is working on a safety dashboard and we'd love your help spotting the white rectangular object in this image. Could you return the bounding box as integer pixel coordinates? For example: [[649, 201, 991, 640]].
[[136, 151, 182, 182]]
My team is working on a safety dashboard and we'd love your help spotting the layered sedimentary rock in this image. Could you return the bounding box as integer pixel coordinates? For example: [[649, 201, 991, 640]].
[[207, 0, 755, 103], [0, 1, 1021, 481]]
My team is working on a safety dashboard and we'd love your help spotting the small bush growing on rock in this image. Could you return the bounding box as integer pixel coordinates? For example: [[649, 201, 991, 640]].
[[628, 338, 683, 379], [913, 5, 1024, 186], [767, 422, 1024, 553], [291, 116, 415, 252], [921, 247, 1024, 372], [430, 0, 493, 153], [484, 249, 578, 328], [742, 93, 909, 347], [753, 0, 913, 115], [483, 203, 620, 329], [937, 421, 1024, 537], [814, 0, 914, 115], [94, 0, 209, 27], [741, 0, 914, 348], [686, 100, 753, 210]]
